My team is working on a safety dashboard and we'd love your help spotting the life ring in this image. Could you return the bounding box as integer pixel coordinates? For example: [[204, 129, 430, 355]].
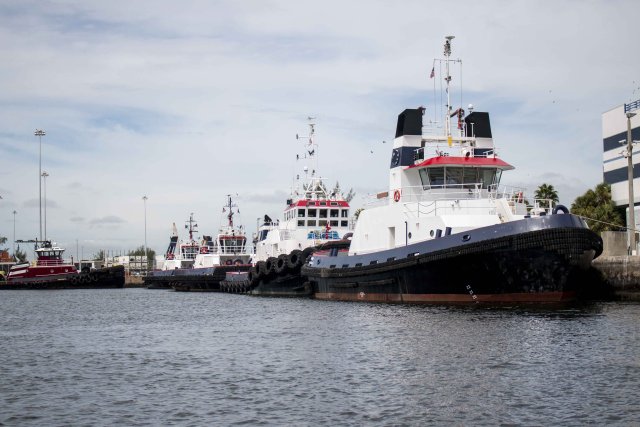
[[393, 189, 401, 202], [553, 204, 569, 215], [200, 247, 209, 254]]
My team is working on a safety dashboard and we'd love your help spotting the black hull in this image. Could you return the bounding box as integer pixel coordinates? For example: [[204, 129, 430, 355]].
[[0, 266, 125, 290], [249, 273, 312, 297], [304, 215, 603, 304], [144, 265, 251, 292]]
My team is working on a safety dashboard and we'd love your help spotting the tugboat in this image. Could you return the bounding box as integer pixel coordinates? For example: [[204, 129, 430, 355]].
[[145, 214, 201, 289], [249, 119, 353, 296], [302, 37, 602, 304], [1, 240, 125, 290], [144, 197, 251, 291]]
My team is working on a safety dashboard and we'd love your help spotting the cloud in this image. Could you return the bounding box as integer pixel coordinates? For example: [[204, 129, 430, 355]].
[[89, 215, 126, 227]]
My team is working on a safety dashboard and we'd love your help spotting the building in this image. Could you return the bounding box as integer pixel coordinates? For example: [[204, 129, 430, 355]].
[[105, 255, 149, 276], [602, 103, 640, 227]]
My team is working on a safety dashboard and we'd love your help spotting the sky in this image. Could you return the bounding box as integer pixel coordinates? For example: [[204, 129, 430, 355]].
[[1, 0, 639, 259]]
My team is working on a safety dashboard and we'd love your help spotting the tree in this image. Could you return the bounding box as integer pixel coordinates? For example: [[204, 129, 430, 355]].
[[354, 208, 365, 221], [93, 249, 106, 261], [534, 183, 559, 209], [570, 183, 624, 234], [13, 246, 27, 263], [128, 245, 156, 263]]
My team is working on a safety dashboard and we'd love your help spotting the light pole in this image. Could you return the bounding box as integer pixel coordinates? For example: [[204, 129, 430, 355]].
[[34, 129, 46, 241], [12, 210, 17, 259], [41, 171, 49, 241], [624, 99, 640, 253], [143, 195, 148, 272]]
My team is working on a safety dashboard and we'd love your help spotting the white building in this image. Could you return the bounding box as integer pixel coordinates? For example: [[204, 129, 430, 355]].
[[602, 102, 640, 227]]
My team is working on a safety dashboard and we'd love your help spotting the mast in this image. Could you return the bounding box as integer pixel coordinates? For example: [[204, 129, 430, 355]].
[[226, 194, 235, 227], [185, 213, 198, 241], [444, 36, 454, 146]]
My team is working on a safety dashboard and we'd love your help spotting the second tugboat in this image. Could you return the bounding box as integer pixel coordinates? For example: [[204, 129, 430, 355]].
[[249, 118, 353, 296], [302, 37, 602, 304]]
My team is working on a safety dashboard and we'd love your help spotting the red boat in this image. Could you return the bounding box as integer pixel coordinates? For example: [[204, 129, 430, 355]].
[[2, 240, 124, 290]]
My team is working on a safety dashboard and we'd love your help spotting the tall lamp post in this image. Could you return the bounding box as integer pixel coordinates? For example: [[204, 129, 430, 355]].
[[34, 129, 46, 241], [41, 171, 49, 241], [142, 195, 148, 272], [624, 99, 640, 253], [12, 210, 17, 259]]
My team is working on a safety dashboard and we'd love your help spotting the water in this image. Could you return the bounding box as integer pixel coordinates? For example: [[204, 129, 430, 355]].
[[0, 289, 638, 426]]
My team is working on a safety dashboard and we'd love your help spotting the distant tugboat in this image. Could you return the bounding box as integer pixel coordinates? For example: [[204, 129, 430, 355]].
[[249, 118, 353, 296], [2, 240, 124, 290], [144, 196, 251, 291], [302, 37, 602, 304]]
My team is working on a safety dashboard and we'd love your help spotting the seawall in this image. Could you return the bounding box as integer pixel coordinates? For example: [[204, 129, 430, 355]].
[[592, 256, 640, 301]]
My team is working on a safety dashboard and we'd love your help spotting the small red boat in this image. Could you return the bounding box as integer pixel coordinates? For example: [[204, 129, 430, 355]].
[[2, 240, 124, 290]]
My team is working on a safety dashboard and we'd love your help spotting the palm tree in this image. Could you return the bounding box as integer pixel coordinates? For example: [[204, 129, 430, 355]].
[[571, 183, 624, 233], [534, 183, 559, 209]]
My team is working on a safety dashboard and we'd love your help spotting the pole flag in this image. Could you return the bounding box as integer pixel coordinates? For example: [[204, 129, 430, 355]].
[[430, 67, 435, 79]]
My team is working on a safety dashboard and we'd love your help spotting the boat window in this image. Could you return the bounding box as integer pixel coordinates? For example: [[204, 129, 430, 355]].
[[419, 169, 430, 188], [341, 210, 349, 218], [320, 202, 327, 206], [319, 209, 328, 218], [479, 168, 497, 189], [330, 202, 338, 206], [319, 220, 327, 227], [463, 167, 478, 188], [446, 167, 463, 186], [341, 220, 349, 227], [495, 169, 502, 186], [308, 220, 317, 226], [308, 209, 317, 217], [428, 167, 445, 187], [298, 220, 305, 226], [297, 209, 306, 218], [330, 209, 339, 218], [330, 220, 339, 227]]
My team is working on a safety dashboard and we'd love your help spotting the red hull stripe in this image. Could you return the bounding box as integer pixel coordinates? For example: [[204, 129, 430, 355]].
[[406, 156, 514, 170], [314, 292, 575, 304]]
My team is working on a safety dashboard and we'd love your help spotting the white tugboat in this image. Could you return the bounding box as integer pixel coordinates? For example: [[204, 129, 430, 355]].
[[249, 119, 353, 296], [145, 200, 252, 291], [303, 37, 602, 304], [157, 213, 201, 271]]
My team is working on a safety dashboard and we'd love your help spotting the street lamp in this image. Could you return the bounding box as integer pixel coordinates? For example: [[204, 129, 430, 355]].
[[41, 171, 49, 241], [142, 195, 148, 272], [12, 210, 17, 259], [624, 99, 640, 253], [34, 129, 46, 241]]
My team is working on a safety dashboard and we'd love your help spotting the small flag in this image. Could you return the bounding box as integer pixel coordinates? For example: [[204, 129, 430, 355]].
[[430, 67, 435, 79]]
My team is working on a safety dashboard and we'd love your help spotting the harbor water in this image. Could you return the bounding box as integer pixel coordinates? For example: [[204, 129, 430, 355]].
[[1, 289, 639, 426]]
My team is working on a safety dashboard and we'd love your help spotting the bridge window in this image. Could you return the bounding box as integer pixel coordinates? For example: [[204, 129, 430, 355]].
[[341, 210, 349, 218], [330, 209, 339, 218], [319, 209, 328, 218], [330, 220, 339, 227], [297, 209, 306, 217], [341, 220, 349, 227], [308, 209, 317, 217], [308, 220, 317, 226]]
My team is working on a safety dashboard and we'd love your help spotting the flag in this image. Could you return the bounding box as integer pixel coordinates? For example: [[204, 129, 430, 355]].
[[429, 67, 435, 79]]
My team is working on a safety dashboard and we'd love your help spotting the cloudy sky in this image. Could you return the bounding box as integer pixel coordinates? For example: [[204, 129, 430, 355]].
[[1, 0, 639, 258]]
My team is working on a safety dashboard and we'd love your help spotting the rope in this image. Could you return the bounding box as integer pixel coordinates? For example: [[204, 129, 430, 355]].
[[575, 215, 628, 231]]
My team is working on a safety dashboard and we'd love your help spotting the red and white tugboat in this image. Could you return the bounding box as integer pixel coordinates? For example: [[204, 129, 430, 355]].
[[248, 119, 353, 296], [303, 37, 602, 304], [2, 240, 124, 290]]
